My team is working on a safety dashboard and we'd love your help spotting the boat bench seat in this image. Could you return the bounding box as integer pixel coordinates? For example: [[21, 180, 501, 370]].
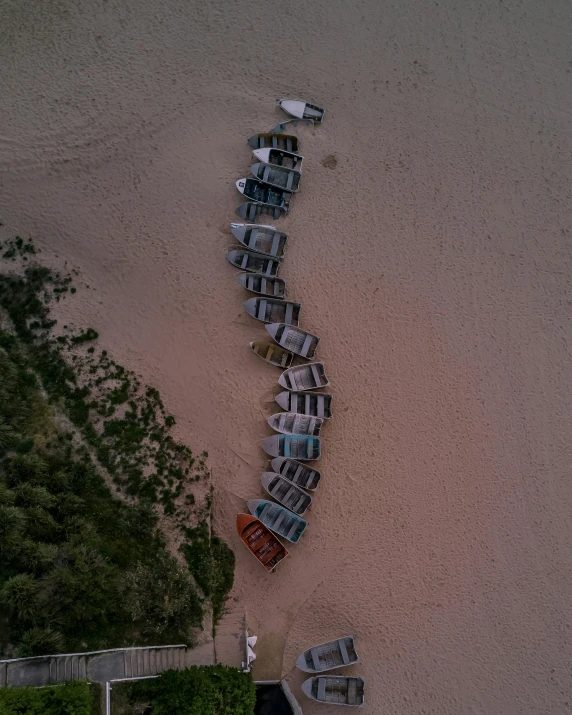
[[271, 234, 282, 256], [310, 364, 322, 386], [317, 678, 327, 701], [301, 334, 314, 357], [310, 647, 321, 672], [286, 520, 300, 540], [257, 299, 268, 320], [293, 495, 307, 513], [259, 503, 273, 522], [293, 464, 305, 484], [338, 638, 350, 665], [273, 510, 287, 532]]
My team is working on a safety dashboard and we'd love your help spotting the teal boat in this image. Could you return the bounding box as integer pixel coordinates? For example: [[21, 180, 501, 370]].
[[247, 499, 307, 543], [262, 435, 321, 461]]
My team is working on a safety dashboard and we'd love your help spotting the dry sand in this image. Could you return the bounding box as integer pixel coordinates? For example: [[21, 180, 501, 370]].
[[1, 0, 572, 712]]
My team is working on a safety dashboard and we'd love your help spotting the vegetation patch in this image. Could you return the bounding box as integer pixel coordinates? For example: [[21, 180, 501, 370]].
[[0, 681, 99, 715], [0, 237, 235, 655], [111, 665, 256, 715]]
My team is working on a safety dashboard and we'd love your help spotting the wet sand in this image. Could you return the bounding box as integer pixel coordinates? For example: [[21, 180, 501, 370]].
[[1, 0, 572, 712]]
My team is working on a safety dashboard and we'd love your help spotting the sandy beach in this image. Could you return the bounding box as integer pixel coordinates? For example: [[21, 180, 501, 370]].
[[2, 0, 572, 711]]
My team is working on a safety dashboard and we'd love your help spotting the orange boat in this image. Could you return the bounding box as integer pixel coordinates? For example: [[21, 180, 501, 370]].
[[236, 514, 289, 572]]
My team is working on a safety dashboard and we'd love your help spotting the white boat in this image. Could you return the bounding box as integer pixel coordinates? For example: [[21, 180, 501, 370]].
[[260, 472, 312, 515], [275, 390, 333, 419], [277, 99, 325, 122], [301, 676, 365, 707], [296, 636, 360, 673], [230, 223, 287, 259], [267, 412, 323, 437], [250, 163, 301, 192], [252, 147, 303, 172]]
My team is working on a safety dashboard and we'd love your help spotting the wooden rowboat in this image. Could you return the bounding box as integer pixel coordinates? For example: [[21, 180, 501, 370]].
[[247, 133, 299, 153], [271, 457, 322, 491], [301, 676, 365, 707], [231, 223, 287, 259], [236, 178, 292, 211], [250, 341, 293, 369], [227, 249, 280, 277], [244, 298, 300, 326], [252, 147, 303, 171], [275, 390, 333, 419], [267, 412, 323, 437], [278, 99, 325, 123], [260, 472, 312, 516], [236, 273, 286, 298], [296, 636, 360, 673], [262, 435, 321, 461], [266, 323, 319, 359], [236, 513, 288, 572], [247, 499, 307, 543], [250, 163, 301, 192], [278, 363, 329, 391]]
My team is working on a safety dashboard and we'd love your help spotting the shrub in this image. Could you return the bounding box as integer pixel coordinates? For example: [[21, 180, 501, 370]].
[[121, 665, 256, 715], [0, 681, 95, 714]]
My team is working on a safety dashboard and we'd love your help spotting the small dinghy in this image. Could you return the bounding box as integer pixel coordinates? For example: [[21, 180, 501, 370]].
[[236, 178, 292, 211], [236, 513, 289, 572], [236, 273, 286, 299], [296, 636, 360, 673], [301, 676, 365, 707], [252, 147, 303, 171], [244, 298, 301, 326], [231, 223, 288, 259], [266, 323, 319, 359], [236, 202, 287, 221], [250, 341, 293, 369], [262, 435, 321, 461], [247, 499, 307, 543], [278, 363, 329, 391], [250, 163, 301, 192], [271, 457, 322, 490], [227, 249, 280, 277], [260, 472, 312, 516], [275, 390, 333, 419], [248, 133, 299, 153], [267, 412, 323, 437], [278, 99, 325, 123]]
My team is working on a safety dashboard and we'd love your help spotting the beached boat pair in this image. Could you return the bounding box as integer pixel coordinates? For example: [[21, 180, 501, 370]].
[[250, 323, 320, 368], [297, 636, 365, 707]]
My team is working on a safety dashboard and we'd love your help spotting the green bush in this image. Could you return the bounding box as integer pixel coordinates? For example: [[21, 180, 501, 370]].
[[120, 665, 256, 715], [0, 681, 95, 714]]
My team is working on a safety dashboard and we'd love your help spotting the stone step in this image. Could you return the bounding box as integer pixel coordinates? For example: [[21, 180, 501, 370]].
[[49, 656, 80, 684]]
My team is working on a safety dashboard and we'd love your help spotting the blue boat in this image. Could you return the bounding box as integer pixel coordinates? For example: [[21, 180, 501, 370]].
[[247, 499, 307, 544], [262, 434, 321, 461]]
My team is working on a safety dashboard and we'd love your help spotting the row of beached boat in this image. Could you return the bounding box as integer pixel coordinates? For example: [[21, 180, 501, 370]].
[[229, 99, 331, 574], [227, 102, 365, 706]]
